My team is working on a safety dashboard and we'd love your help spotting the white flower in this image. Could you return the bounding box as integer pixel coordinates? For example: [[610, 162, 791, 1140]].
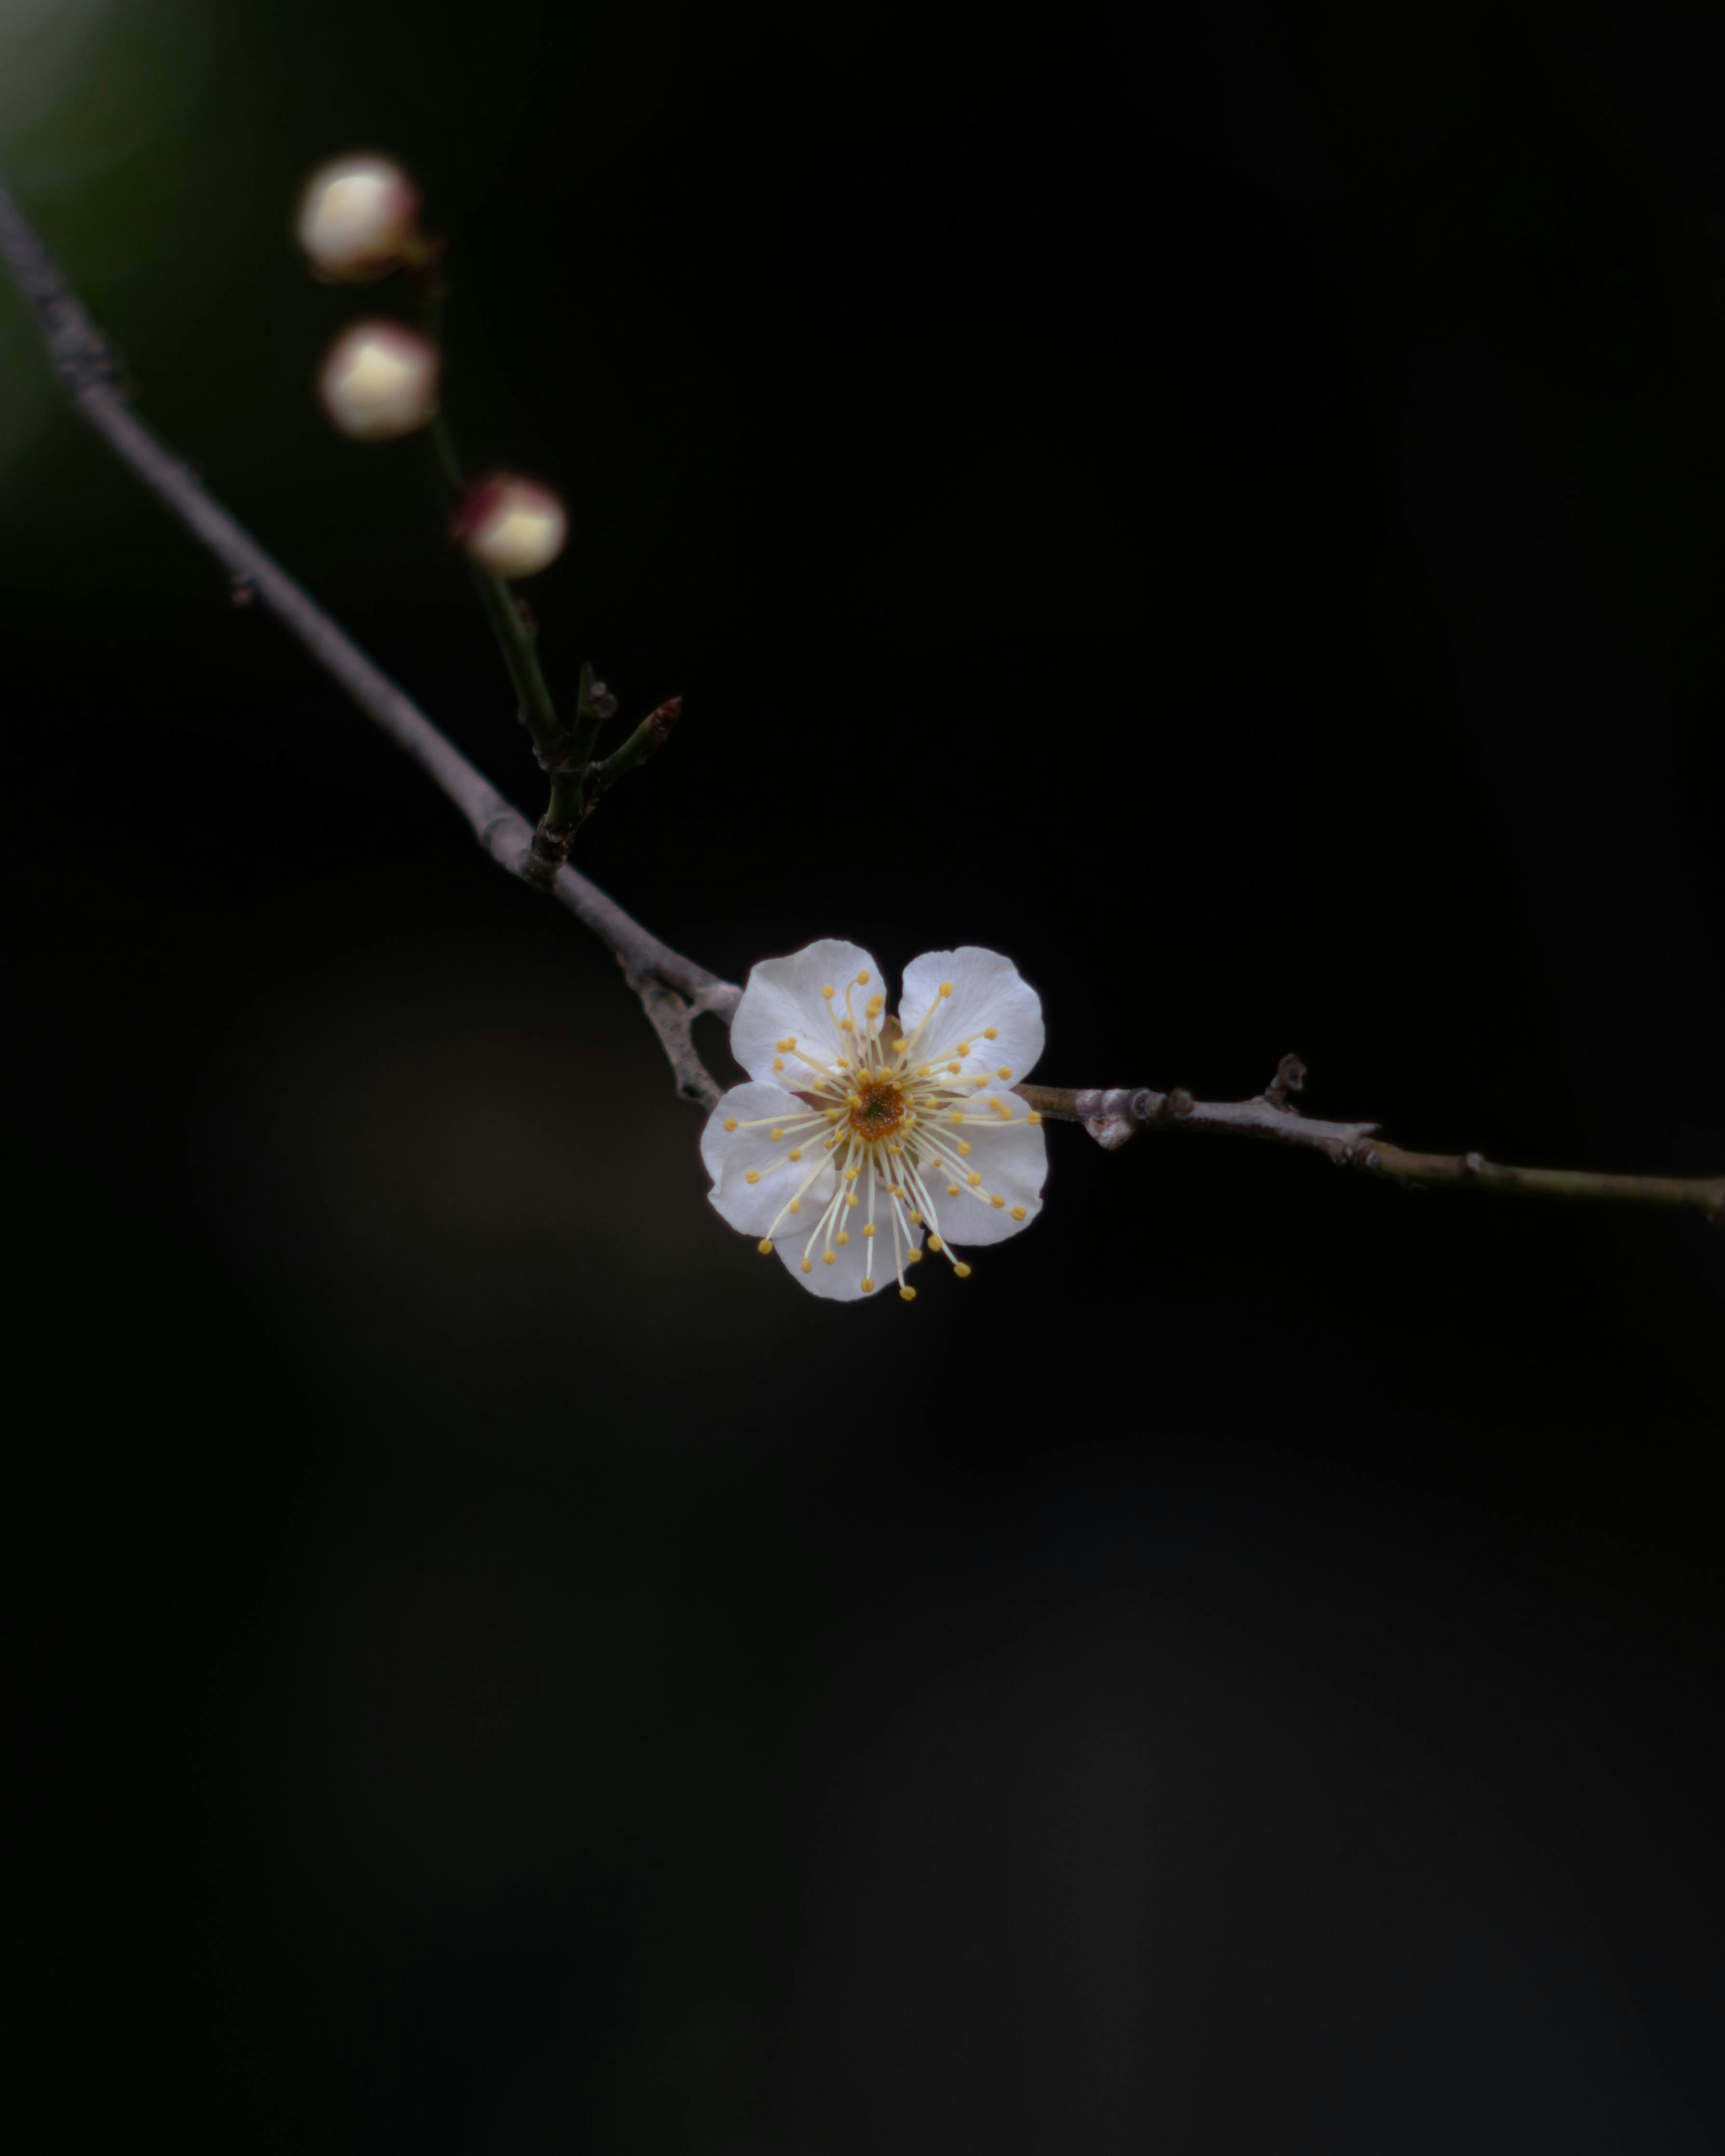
[[295, 154, 422, 281], [317, 320, 439, 441], [701, 939, 1048, 1302], [456, 474, 568, 580]]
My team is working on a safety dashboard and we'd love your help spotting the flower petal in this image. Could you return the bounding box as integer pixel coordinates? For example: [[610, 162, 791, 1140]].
[[730, 939, 881, 1087], [702, 1082, 838, 1236], [773, 1212, 902, 1302], [899, 947, 1044, 1085], [927, 1116, 1048, 1248]]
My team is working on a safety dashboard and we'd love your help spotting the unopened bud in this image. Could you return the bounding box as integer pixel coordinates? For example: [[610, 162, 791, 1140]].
[[318, 321, 439, 441], [296, 154, 423, 281], [453, 473, 568, 580]]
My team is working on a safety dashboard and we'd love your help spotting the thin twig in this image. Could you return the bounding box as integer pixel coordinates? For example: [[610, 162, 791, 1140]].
[[1017, 1056, 1725, 1222], [4, 167, 1721, 1220]]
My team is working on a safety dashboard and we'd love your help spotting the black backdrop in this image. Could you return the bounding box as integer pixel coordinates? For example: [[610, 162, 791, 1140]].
[[4, 3, 1724, 2150]]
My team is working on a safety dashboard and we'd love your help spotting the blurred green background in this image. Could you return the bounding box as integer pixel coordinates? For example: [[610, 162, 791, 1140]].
[[5, 3, 1724, 2151]]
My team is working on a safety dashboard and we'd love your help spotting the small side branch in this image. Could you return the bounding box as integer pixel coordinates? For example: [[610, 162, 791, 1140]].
[[0, 165, 737, 1100], [1016, 1056, 1725, 1222]]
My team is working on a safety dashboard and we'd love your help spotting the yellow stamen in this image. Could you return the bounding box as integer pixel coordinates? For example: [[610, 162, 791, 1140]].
[[983, 1027, 998, 1040], [954, 1261, 972, 1279], [745, 1170, 761, 1185], [989, 1193, 1004, 1209], [1011, 1205, 1027, 1221], [899, 1286, 916, 1302], [967, 1172, 982, 1188], [757, 1238, 773, 1255], [1027, 1110, 1043, 1126], [860, 1277, 875, 1293], [723, 1118, 739, 1132]]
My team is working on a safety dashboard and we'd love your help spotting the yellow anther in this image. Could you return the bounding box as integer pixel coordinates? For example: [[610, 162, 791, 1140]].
[[888, 1140, 903, 1153], [822, 1250, 837, 1266], [863, 1224, 876, 1239], [866, 995, 884, 1017], [957, 1141, 972, 1156], [789, 1200, 801, 1215], [836, 1230, 850, 1245], [745, 1170, 761, 1185], [821, 985, 836, 999], [927, 1235, 944, 1252], [918, 1064, 933, 1077], [888, 1185, 903, 1199], [840, 1018, 855, 1033], [996, 1066, 1012, 1080], [843, 1166, 861, 1182], [945, 1183, 960, 1196], [788, 1147, 803, 1161], [1011, 1204, 1027, 1221], [845, 1192, 859, 1208], [856, 970, 870, 985], [772, 1058, 785, 1073], [757, 1238, 774, 1255], [989, 1194, 1004, 1209], [947, 1063, 961, 1074], [954, 1261, 973, 1279], [956, 1040, 971, 1055], [1027, 1110, 1043, 1126], [825, 1109, 842, 1121], [899, 1286, 916, 1302], [949, 1111, 964, 1124], [801, 1258, 813, 1274], [778, 1035, 797, 1051], [860, 1277, 875, 1293], [770, 1127, 784, 1142], [892, 1040, 907, 1053], [907, 1247, 925, 1264], [983, 1027, 998, 1040], [967, 1172, 983, 1188], [723, 1118, 739, 1132], [909, 1211, 924, 1226], [938, 982, 953, 998]]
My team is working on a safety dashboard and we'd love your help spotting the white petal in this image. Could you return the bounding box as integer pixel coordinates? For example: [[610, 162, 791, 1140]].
[[924, 1117, 1047, 1248], [773, 1190, 921, 1302], [730, 939, 881, 1086], [899, 947, 1044, 1085], [702, 1082, 838, 1236]]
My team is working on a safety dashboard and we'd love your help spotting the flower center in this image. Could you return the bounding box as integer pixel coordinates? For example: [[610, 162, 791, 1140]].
[[849, 1081, 906, 1141]]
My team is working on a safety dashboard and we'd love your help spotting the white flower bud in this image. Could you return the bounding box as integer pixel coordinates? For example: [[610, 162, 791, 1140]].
[[295, 154, 422, 281], [455, 474, 569, 580], [317, 322, 440, 442]]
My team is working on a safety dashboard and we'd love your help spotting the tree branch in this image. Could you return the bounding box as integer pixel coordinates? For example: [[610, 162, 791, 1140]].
[[0, 167, 738, 1074], [5, 167, 1720, 1222], [1016, 1057, 1725, 1223]]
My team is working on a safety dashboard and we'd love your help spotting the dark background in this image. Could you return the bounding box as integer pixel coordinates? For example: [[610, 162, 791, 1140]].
[[4, 2, 1724, 2149]]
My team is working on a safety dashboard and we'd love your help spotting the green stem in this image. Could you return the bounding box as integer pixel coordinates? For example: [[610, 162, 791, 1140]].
[[425, 406, 566, 763]]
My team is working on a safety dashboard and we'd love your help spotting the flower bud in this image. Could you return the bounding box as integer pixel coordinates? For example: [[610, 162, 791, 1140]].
[[453, 474, 568, 580], [295, 154, 422, 281], [317, 321, 439, 441]]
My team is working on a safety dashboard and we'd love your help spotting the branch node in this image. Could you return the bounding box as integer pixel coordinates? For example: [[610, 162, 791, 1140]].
[[1265, 1053, 1308, 1111]]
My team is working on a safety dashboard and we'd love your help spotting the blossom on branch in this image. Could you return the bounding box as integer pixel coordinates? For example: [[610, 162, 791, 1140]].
[[453, 473, 568, 580], [317, 320, 439, 441], [295, 154, 423, 281], [701, 939, 1048, 1302]]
